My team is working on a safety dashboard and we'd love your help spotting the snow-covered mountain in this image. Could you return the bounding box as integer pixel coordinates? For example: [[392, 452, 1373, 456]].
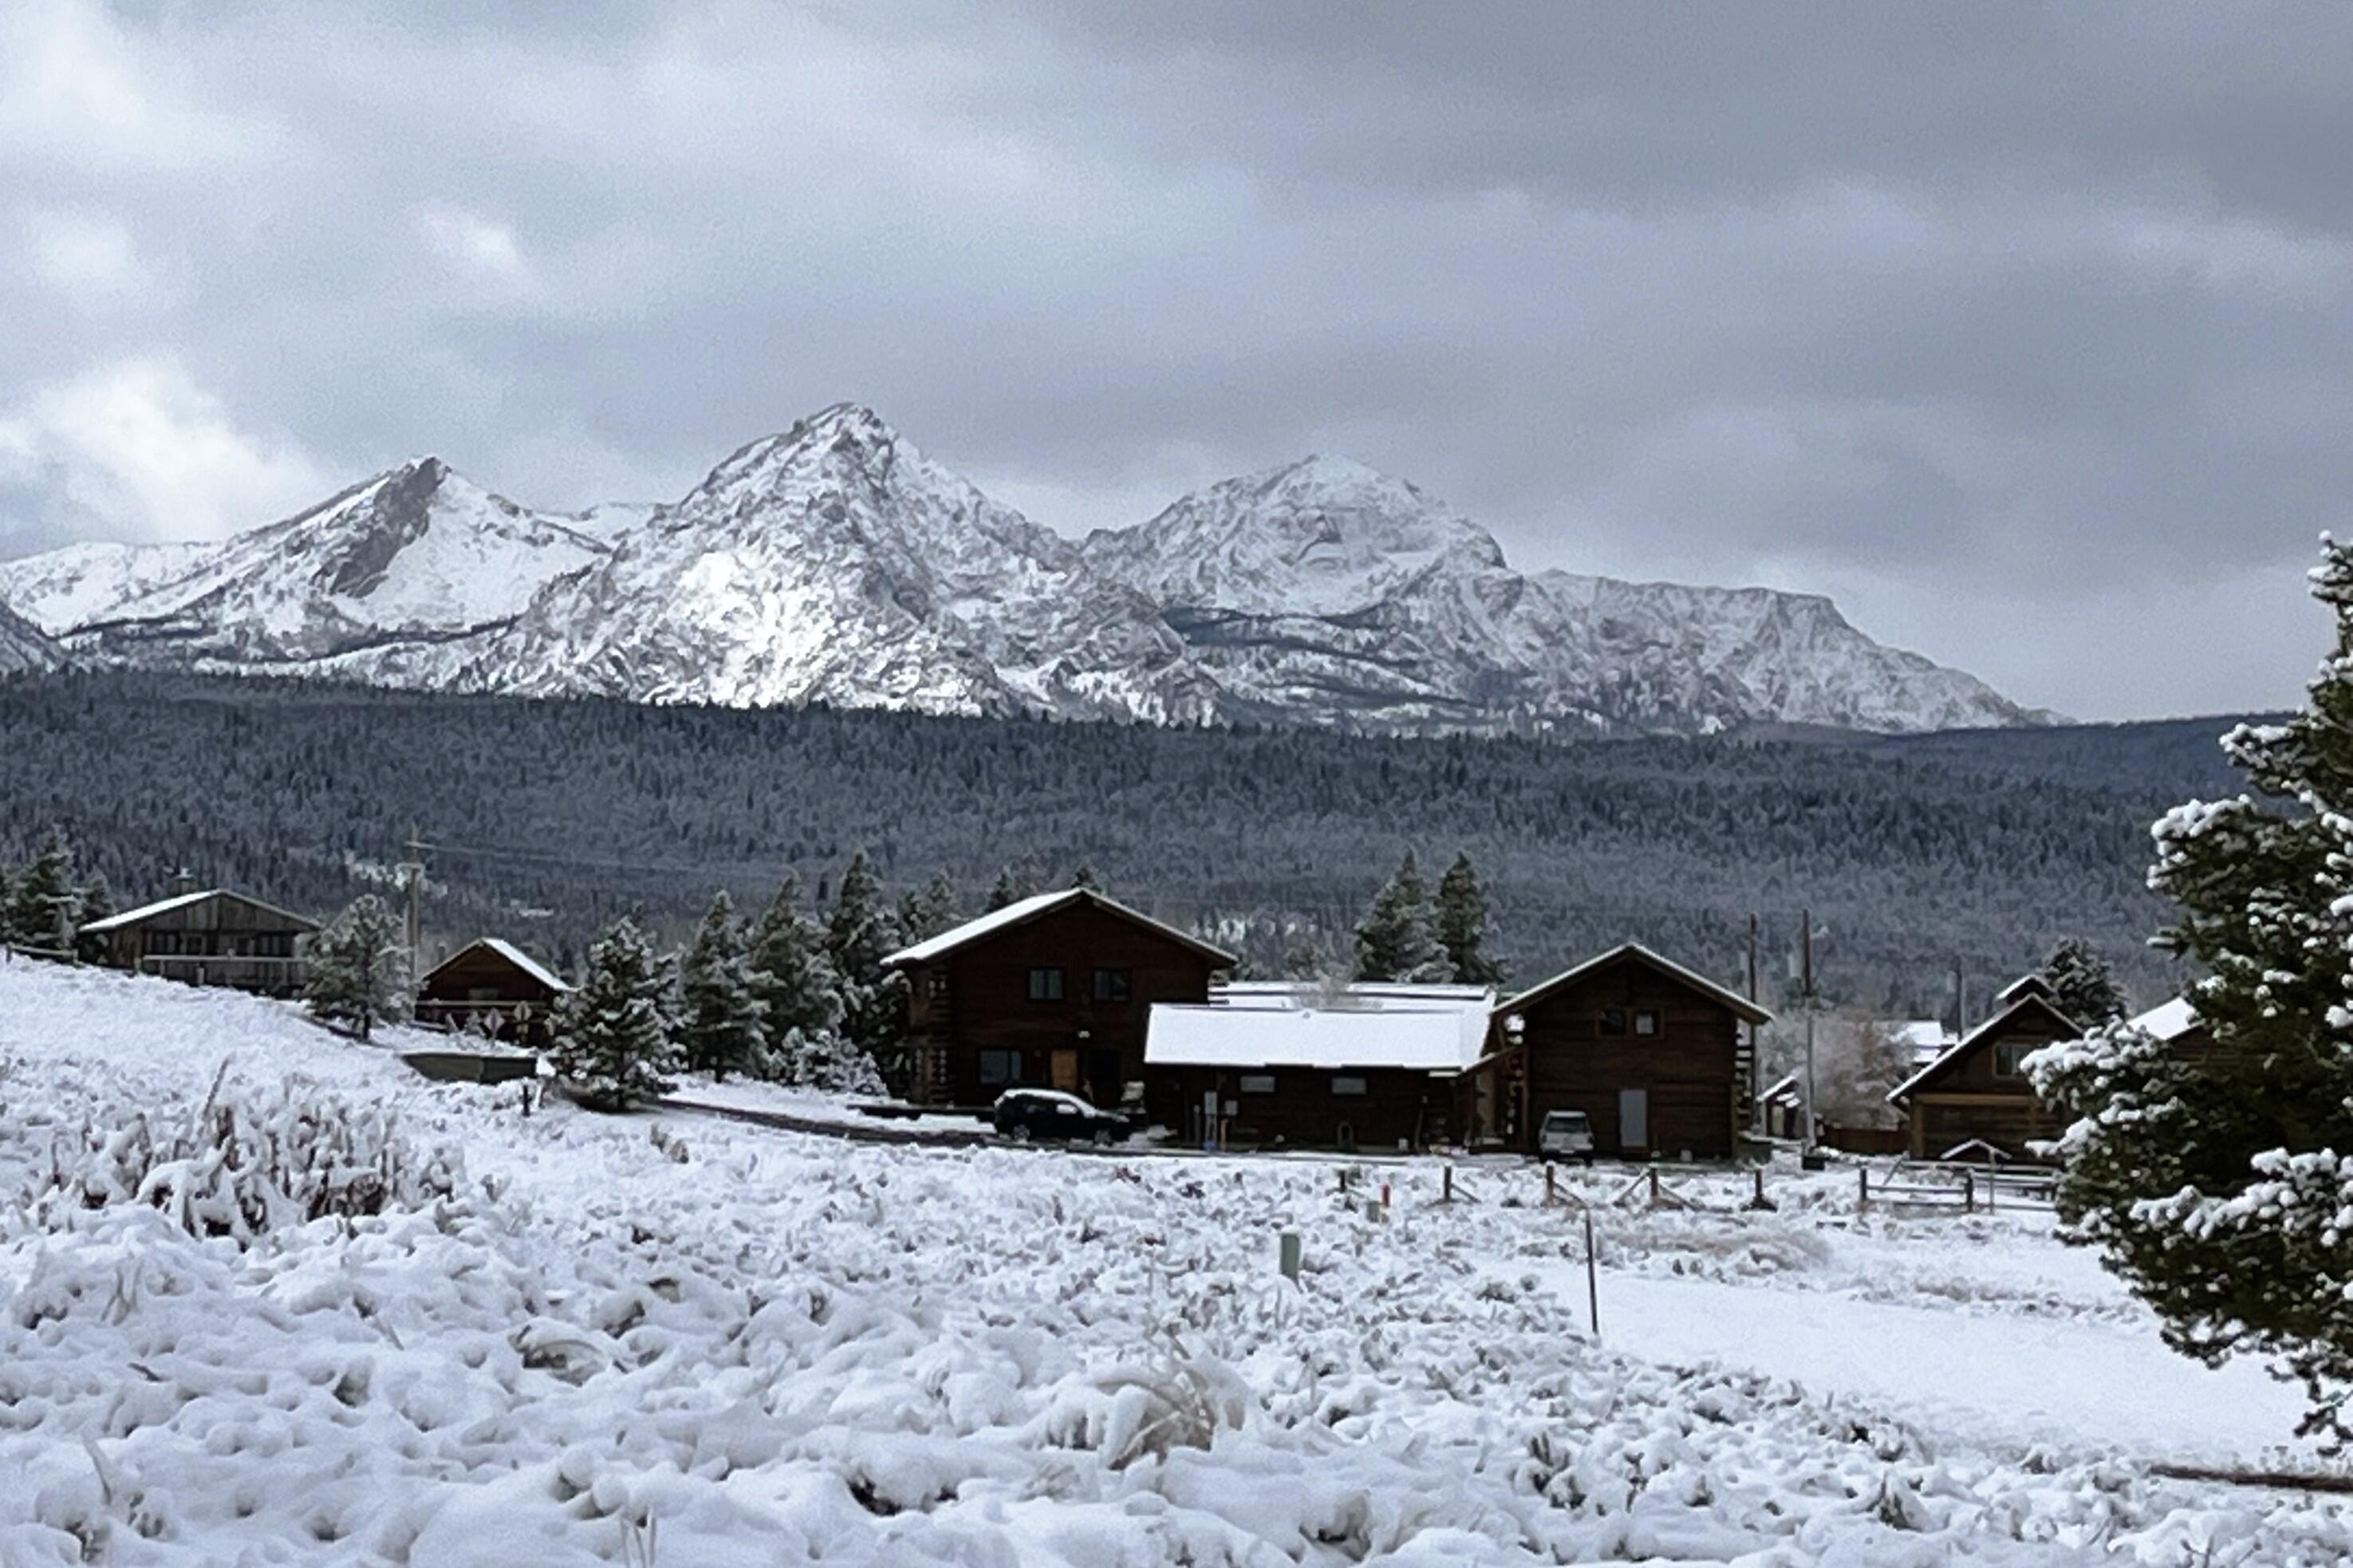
[[0, 408, 2048, 735], [1079, 455, 2047, 734], [0, 596, 69, 676]]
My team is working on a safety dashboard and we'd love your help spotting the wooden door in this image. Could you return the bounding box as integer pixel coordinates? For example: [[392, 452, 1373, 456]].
[[1618, 1088, 1649, 1152], [1050, 1049, 1081, 1093]]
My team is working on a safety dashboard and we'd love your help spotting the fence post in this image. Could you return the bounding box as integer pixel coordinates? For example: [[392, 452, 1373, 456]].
[[1338, 1168, 1350, 1196], [1647, 1168, 1660, 1206], [1858, 1166, 1868, 1212], [1279, 1231, 1302, 1282], [1963, 1170, 1976, 1213], [1988, 1172, 1997, 1213], [1543, 1163, 1556, 1206], [1442, 1165, 1454, 1204], [1582, 1208, 1599, 1335]]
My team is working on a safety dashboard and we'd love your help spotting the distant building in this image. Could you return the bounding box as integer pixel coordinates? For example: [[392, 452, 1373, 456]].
[[82, 884, 320, 997], [1482, 942, 1772, 1160], [416, 937, 570, 1046], [885, 888, 1236, 1109], [1886, 987, 2081, 1160], [1146, 982, 1496, 1150]]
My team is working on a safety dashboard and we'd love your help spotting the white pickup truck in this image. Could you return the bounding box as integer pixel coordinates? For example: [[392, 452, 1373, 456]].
[[1537, 1108, 1595, 1164]]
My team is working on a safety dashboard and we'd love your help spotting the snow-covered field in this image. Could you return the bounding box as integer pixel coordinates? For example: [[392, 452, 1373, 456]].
[[2, 959, 2347, 1565]]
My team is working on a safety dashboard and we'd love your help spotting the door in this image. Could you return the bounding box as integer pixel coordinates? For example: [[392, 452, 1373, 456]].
[[1050, 1050, 1081, 1093], [1086, 1048, 1122, 1107], [1618, 1088, 1649, 1152]]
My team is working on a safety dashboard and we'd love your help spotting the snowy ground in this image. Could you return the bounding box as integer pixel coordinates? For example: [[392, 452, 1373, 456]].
[[2, 959, 2349, 1565]]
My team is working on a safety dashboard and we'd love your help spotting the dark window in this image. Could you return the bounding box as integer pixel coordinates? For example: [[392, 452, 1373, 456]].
[[1239, 1074, 1275, 1095], [925, 971, 948, 999], [1027, 967, 1064, 1002], [148, 931, 180, 955], [979, 1049, 1022, 1086], [1993, 1042, 2036, 1078], [1634, 1011, 1660, 1037], [1091, 967, 1132, 1002], [1599, 1009, 1628, 1037], [1331, 1075, 1368, 1097]]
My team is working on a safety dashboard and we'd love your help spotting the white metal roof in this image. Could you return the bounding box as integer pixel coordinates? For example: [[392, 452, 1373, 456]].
[[423, 936, 570, 994], [1145, 998, 1491, 1073], [81, 887, 321, 935], [1498, 940, 1772, 1026], [2130, 995, 2199, 1042], [883, 888, 1236, 968], [1210, 979, 1499, 1012]]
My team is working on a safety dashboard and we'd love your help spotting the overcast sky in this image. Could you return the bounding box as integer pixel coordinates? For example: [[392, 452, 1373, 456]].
[[2, 2, 2346, 719]]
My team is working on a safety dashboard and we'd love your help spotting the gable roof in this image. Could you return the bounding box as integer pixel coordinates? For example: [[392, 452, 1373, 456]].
[[81, 887, 321, 936], [2130, 995, 2199, 1042], [1887, 992, 2082, 1103], [1496, 940, 1772, 1026], [422, 936, 570, 995], [1145, 998, 1490, 1073], [1996, 973, 2056, 1005], [883, 888, 1238, 969]]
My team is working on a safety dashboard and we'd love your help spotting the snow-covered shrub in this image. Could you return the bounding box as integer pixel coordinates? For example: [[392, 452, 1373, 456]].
[[1034, 1341, 1251, 1469], [30, 1068, 465, 1243]]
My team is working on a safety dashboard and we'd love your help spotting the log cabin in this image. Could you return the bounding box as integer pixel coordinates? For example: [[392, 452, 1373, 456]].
[[82, 885, 320, 997], [1145, 983, 1496, 1150], [1482, 942, 1771, 1160], [416, 937, 571, 1046], [1886, 990, 2081, 1159], [886, 888, 1236, 1109]]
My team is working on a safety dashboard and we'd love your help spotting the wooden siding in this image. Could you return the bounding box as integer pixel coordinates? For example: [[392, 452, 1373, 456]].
[[1502, 952, 1742, 1158], [903, 900, 1221, 1108], [416, 943, 566, 1046], [1900, 1001, 2074, 1158], [100, 891, 317, 998], [1161, 1065, 1459, 1152]]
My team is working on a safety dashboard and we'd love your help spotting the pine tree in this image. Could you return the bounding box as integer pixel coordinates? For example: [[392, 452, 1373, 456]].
[[2028, 535, 2353, 1443], [1353, 852, 1447, 983], [302, 894, 408, 1042], [747, 873, 842, 1067], [1435, 852, 1505, 986], [679, 890, 766, 1081], [985, 866, 1039, 912], [1070, 862, 1103, 892], [826, 852, 908, 1070], [896, 870, 960, 947], [5, 826, 79, 953], [550, 916, 679, 1111], [2039, 936, 2125, 1026], [71, 870, 111, 963]]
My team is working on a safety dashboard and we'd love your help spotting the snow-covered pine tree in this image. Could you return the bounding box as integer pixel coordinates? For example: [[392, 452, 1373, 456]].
[[73, 870, 112, 961], [896, 870, 960, 947], [1435, 852, 1505, 986], [679, 889, 766, 1081], [5, 826, 79, 953], [1353, 852, 1448, 983], [2038, 936, 2126, 1025], [826, 851, 909, 1073], [302, 893, 409, 1042], [2028, 534, 2353, 1443], [985, 866, 1039, 912], [550, 916, 680, 1111], [747, 873, 842, 1075]]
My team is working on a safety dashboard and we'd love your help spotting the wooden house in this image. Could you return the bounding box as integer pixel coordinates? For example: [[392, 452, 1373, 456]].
[[416, 937, 570, 1046], [82, 886, 319, 997], [885, 888, 1236, 1109], [1145, 983, 1496, 1150], [1481, 942, 1771, 1160], [1886, 990, 2081, 1160]]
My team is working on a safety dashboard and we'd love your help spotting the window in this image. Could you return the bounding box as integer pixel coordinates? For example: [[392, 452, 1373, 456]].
[[1331, 1075, 1368, 1097], [1239, 1074, 1276, 1095], [924, 971, 948, 999], [1993, 1042, 2037, 1078], [1599, 1008, 1628, 1037], [1091, 967, 1132, 1002], [148, 931, 180, 955], [979, 1049, 1022, 1086], [1027, 967, 1064, 1002], [1634, 1011, 1660, 1037]]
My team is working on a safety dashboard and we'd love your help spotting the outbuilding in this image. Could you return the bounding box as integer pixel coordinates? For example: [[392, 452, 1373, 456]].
[[416, 937, 571, 1046], [1886, 990, 2081, 1160], [82, 884, 319, 997]]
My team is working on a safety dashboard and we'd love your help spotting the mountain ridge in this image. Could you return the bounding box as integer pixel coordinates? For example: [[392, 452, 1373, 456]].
[[0, 403, 2051, 736]]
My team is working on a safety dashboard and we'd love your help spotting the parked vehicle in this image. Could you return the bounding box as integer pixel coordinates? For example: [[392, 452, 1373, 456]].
[[1537, 1108, 1595, 1164], [992, 1087, 1131, 1145]]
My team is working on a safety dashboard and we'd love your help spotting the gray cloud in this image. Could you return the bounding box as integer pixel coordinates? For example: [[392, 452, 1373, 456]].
[[1, 0, 2345, 718]]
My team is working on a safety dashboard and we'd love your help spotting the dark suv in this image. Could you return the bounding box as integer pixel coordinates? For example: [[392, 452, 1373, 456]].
[[992, 1088, 1131, 1145]]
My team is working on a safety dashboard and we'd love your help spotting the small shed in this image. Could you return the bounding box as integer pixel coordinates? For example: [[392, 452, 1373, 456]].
[[82, 887, 320, 997], [1145, 984, 1494, 1150], [1887, 989, 2081, 1160], [416, 937, 570, 1046]]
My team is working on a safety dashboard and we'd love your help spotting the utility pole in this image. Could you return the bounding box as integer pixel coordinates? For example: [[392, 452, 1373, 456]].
[[1746, 912, 1761, 1131], [1799, 908, 1818, 1160], [399, 825, 427, 1000], [1953, 963, 1969, 1037]]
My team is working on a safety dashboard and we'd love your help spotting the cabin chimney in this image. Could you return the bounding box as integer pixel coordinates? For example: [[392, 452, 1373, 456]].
[[171, 867, 198, 896]]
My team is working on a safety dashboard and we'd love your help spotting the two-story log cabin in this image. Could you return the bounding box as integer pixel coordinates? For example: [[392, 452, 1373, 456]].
[[1482, 942, 1771, 1159], [415, 937, 571, 1046], [886, 888, 1236, 1108], [1886, 991, 2081, 1159], [83, 885, 321, 997]]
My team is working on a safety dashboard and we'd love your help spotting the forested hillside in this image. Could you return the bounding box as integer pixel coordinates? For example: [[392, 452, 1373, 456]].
[[0, 672, 2228, 1013]]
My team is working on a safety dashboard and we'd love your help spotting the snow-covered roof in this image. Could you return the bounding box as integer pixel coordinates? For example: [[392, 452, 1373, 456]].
[[2130, 995, 2199, 1042], [1996, 974, 2055, 1005], [1145, 999, 1491, 1073], [81, 887, 321, 936], [1886, 993, 2080, 1103], [424, 937, 570, 994], [1498, 941, 1772, 1026], [1211, 980, 1498, 1011], [883, 888, 1236, 968], [1760, 1071, 1801, 1105], [1891, 1019, 1953, 1064]]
